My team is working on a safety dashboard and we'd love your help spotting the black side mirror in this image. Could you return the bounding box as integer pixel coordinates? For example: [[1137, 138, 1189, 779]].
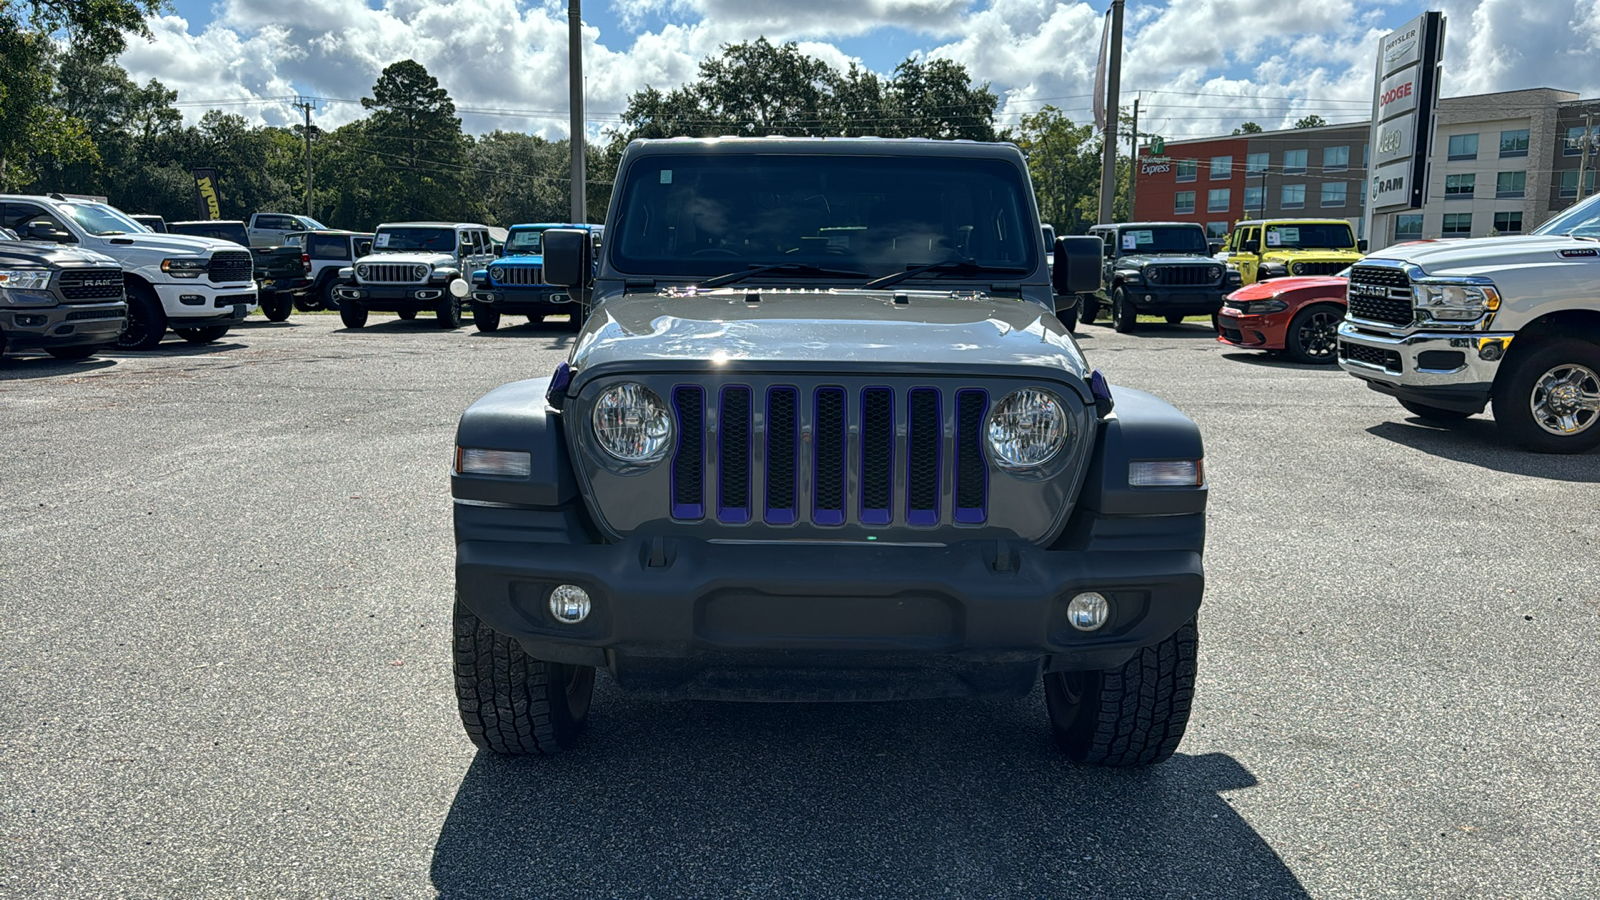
[[541, 228, 592, 289], [1242, 240, 1260, 253], [1357, 239, 1369, 252], [26, 221, 71, 243], [1053, 236, 1101, 295]]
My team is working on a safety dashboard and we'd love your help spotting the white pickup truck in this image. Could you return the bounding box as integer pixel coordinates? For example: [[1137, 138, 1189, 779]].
[[246, 212, 327, 249], [1, 194, 258, 349], [1337, 194, 1600, 453]]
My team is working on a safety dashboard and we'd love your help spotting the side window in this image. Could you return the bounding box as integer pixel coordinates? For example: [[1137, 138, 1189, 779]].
[[1243, 226, 1260, 251], [477, 231, 490, 254], [5, 203, 71, 240], [352, 238, 372, 257]]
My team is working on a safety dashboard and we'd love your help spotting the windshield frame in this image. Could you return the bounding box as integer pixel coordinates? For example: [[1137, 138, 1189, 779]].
[[1260, 222, 1357, 251], [372, 226, 457, 253], [1118, 225, 1209, 255], [504, 228, 547, 255]]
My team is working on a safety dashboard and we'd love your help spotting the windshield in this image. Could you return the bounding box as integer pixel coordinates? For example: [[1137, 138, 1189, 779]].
[[1263, 223, 1356, 250], [0, 227, 15, 242], [505, 229, 546, 254], [1533, 192, 1600, 237], [297, 216, 327, 230], [62, 203, 143, 237], [610, 153, 1038, 279], [1119, 226, 1207, 254], [373, 227, 455, 252], [170, 222, 248, 245]]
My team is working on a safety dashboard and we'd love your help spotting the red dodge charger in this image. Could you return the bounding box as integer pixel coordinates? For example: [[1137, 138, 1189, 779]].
[[1215, 270, 1348, 364]]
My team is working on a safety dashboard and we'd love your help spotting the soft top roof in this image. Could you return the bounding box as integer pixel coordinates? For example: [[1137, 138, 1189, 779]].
[[627, 136, 1025, 161]]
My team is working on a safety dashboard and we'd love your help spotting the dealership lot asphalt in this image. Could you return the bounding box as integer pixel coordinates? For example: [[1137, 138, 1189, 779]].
[[2, 313, 1597, 899]]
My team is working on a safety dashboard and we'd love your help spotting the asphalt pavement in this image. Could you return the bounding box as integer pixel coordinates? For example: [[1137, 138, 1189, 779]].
[[2, 312, 1596, 899]]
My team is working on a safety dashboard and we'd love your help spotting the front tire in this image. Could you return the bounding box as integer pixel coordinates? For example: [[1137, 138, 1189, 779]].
[[178, 325, 229, 344], [1399, 399, 1473, 422], [339, 302, 368, 329], [115, 286, 167, 351], [1111, 287, 1137, 334], [1165, 313, 1185, 325], [260, 292, 293, 322], [436, 294, 462, 329], [472, 302, 500, 332], [453, 598, 594, 754], [1284, 304, 1342, 364], [1045, 618, 1198, 767], [1079, 295, 1099, 325], [1490, 339, 1600, 453], [1056, 295, 1079, 333]]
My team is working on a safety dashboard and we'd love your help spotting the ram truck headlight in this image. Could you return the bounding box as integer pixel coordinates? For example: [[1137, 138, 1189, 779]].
[[1413, 280, 1500, 322], [986, 388, 1072, 470], [160, 258, 207, 279], [592, 382, 672, 463], [0, 269, 54, 305]]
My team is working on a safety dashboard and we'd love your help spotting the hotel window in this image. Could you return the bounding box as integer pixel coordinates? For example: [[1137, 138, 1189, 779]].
[[1281, 184, 1305, 209], [1322, 146, 1349, 172], [1176, 159, 1197, 182], [1244, 186, 1264, 211], [1320, 182, 1347, 207], [1499, 128, 1529, 158], [1493, 211, 1523, 234], [1444, 173, 1475, 197], [1206, 221, 1229, 238], [1283, 149, 1308, 174], [1208, 188, 1231, 212], [1442, 213, 1472, 236], [1565, 125, 1590, 156], [1245, 152, 1269, 174], [1174, 191, 1196, 214], [1210, 156, 1232, 179], [1447, 133, 1478, 161], [1394, 214, 1423, 240], [1559, 169, 1597, 198], [1495, 171, 1526, 199]]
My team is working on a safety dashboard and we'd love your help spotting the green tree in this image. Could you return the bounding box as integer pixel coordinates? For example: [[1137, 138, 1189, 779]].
[[1232, 121, 1263, 134], [1294, 114, 1327, 129], [360, 59, 469, 220], [1010, 106, 1098, 234], [884, 57, 998, 141]]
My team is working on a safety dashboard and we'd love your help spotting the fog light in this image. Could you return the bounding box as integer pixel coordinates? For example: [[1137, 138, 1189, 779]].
[[1067, 592, 1109, 631], [1479, 341, 1504, 361], [1145, 294, 1154, 303], [548, 584, 591, 624], [14, 314, 46, 327]]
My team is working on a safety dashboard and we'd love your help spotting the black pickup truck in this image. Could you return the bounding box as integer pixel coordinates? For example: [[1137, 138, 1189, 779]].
[[167, 220, 309, 321]]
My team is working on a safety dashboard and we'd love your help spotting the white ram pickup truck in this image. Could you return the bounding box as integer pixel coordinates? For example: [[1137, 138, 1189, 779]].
[[0, 194, 258, 350], [1337, 194, 1600, 453]]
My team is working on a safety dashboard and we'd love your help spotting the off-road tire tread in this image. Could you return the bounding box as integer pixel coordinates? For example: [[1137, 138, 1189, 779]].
[[1111, 287, 1137, 334], [1058, 619, 1197, 767], [1490, 338, 1600, 454], [452, 598, 574, 755]]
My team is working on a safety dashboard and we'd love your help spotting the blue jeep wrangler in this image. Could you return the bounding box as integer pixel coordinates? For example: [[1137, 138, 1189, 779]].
[[470, 223, 604, 332]]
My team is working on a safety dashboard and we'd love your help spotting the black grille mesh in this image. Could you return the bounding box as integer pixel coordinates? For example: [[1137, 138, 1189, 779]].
[[860, 388, 893, 515], [814, 388, 846, 514], [56, 269, 124, 302], [766, 387, 798, 517], [1294, 262, 1347, 277], [956, 391, 988, 514], [908, 389, 940, 517], [672, 387, 704, 515], [718, 387, 751, 519], [207, 251, 253, 284], [1339, 342, 1403, 372], [1151, 264, 1217, 286]]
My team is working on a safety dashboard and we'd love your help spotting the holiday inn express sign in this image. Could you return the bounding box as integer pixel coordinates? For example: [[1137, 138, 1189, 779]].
[[1368, 11, 1445, 212]]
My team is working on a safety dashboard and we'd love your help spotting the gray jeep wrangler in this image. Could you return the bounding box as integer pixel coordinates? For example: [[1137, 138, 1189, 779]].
[[450, 138, 1208, 767], [1081, 222, 1236, 333]]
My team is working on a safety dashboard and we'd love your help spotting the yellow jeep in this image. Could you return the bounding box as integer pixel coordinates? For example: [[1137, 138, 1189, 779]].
[[1222, 218, 1365, 285]]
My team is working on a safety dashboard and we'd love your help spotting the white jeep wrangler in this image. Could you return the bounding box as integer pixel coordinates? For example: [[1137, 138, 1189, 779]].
[[333, 222, 495, 330]]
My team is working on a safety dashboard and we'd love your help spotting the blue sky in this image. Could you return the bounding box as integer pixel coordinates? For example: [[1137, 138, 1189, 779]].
[[119, 1, 1600, 140]]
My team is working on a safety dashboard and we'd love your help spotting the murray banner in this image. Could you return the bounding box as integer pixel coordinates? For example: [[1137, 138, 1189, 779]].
[[192, 168, 221, 220]]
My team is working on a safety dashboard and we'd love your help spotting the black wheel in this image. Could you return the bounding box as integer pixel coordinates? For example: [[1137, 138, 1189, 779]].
[[115, 285, 167, 351], [320, 280, 340, 311], [1111, 287, 1137, 334], [436, 292, 463, 329], [1490, 339, 1600, 453], [293, 294, 319, 313], [1165, 313, 1185, 325], [46, 345, 99, 360], [1399, 399, 1473, 422], [260, 292, 293, 322], [178, 325, 229, 344], [0, 328, 7, 365], [396, 309, 417, 320], [453, 597, 594, 754], [1284, 304, 1342, 364], [1079, 295, 1099, 325], [1045, 618, 1197, 767], [339, 302, 368, 329], [527, 314, 545, 325], [568, 302, 588, 331], [472, 302, 500, 332]]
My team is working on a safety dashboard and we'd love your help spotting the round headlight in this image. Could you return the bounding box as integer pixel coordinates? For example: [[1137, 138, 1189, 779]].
[[1210, 266, 1223, 280], [489, 266, 504, 281], [414, 264, 430, 280], [592, 382, 672, 463], [1146, 268, 1160, 283], [356, 264, 369, 279], [1291, 262, 1304, 275], [986, 388, 1071, 470]]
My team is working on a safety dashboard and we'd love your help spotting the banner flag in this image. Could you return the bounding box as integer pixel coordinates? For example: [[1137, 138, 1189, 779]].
[[1093, 9, 1111, 132], [192, 168, 221, 219]]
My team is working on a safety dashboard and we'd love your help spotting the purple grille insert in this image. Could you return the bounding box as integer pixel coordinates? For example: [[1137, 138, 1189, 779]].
[[813, 387, 847, 526], [859, 387, 893, 525], [954, 389, 989, 525], [717, 386, 752, 523], [670, 386, 705, 520], [906, 388, 941, 526], [765, 387, 800, 524]]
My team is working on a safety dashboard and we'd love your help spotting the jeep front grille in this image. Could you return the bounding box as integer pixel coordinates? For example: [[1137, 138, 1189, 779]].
[[56, 269, 125, 302], [669, 384, 987, 527], [361, 263, 427, 284], [1149, 264, 1218, 286], [493, 266, 543, 286], [1347, 265, 1413, 326], [1293, 262, 1348, 277], [207, 251, 253, 284]]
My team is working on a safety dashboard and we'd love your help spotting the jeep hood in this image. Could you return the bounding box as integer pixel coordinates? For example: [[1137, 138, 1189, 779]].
[[1119, 253, 1218, 265], [1262, 248, 1362, 259], [1363, 235, 1600, 276], [568, 289, 1089, 392], [355, 251, 455, 266], [491, 254, 542, 264]]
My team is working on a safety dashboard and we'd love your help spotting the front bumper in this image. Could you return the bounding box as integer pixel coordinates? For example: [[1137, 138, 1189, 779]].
[[1122, 285, 1227, 315], [336, 284, 446, 310], [1215, 308, 1288, 350], [152, 282, 257, 318], [455, 505, 1204, 700], [471, 287, 571, 312], [0, 302, 127, 349], [1336, 322, 1514, 412]]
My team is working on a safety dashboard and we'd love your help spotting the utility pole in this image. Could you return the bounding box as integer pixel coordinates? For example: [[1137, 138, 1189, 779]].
[[1128, 95, 1139, 219], [294, 99, 315, 218], [1097, 0, 1125, 224], [568, 0, 587, 224], [1579, 112, 1594, 204]]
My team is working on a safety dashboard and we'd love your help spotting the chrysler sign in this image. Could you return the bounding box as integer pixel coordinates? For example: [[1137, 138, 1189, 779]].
[[1367, 12, 1444, 214]]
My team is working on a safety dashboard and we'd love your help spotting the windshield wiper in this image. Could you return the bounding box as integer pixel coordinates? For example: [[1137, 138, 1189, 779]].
[[698, 262, 866, 289], [861, 259, 1028, 291]]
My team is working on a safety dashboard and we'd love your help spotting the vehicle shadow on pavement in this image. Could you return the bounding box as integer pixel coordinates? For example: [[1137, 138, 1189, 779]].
[[0, 355, 117, 380], [468, 324, 581, 340], [1367, 420, 1600, 477], [430, 690, 1311, 899], [1220, 352, 1339, 371], [1082, 322, 1221, 340]]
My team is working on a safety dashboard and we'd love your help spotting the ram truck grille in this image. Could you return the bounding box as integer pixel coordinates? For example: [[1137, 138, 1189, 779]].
[[56, 269, 125, 302], [207, 251, 253, 284], [1346, 265, 1413, 326]]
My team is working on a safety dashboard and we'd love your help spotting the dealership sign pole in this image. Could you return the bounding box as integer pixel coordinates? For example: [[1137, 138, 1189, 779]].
[[1365, 11, 1445, 248]]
